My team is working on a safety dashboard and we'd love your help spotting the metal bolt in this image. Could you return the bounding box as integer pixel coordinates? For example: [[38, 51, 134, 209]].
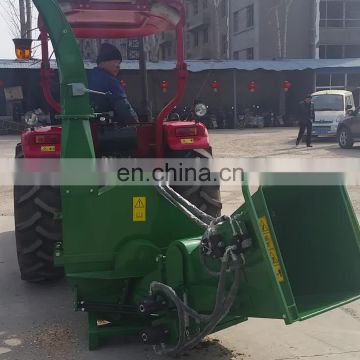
[[141, 333, 148, 342], [66, 190, 70, 194], [90, 189, 94, 193]]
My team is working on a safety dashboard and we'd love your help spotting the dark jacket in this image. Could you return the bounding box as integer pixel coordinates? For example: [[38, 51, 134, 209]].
[[88, 67, 138, 125], [299, 100, 315, 124]]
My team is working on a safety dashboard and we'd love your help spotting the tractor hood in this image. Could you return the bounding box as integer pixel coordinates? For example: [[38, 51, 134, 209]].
[[55, 0, 183, 38]]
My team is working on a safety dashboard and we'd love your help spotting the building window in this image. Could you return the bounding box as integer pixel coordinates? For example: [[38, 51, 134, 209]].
[[233, 10, 240, 33], [246, 5, 254, 28], [347, 73, 360, 91], [320, 0, 360, 28], [344, 45, 360, 58], [194, 31, 199, 47], [326, 45, 343, 58], [186, 33, 190, 49], [233, 47, 254, 60], [194, 0, 199, 15], [233, 4, 254, 33], [185, 3, 190, 16], [161, 46, 166, 60], [221, 0, 227, 17], [203, 28, 209, 44], [246, 47, 254, 59], [316, 73, 346, 90], [222, 34, 227, 55], [319, 44, 360, 59], [346, 1, 360, 27]]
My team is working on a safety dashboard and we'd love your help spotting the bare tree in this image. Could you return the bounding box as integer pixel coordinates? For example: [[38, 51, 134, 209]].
[[283, 0, 294, 58], [274, 5, 282, 58], [271, 0, 295, 58], [145, 34, 161, 62], [25, 0, 33, 39], [213, 0, 222, 59], [0, 0, 33, 38]]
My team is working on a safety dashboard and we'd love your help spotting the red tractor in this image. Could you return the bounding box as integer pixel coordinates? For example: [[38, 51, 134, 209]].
[[14, 0, 221, 282]]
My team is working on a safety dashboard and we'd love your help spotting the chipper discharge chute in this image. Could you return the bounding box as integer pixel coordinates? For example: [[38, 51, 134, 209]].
[[25, 0, 360, 355]]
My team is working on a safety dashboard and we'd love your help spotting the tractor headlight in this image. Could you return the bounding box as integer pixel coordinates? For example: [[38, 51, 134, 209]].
[[24, 112, 39, 126], [194, 103, 207, 117]]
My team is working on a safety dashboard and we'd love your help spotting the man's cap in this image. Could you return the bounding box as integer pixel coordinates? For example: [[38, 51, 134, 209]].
[[97, 43, 122, 65]]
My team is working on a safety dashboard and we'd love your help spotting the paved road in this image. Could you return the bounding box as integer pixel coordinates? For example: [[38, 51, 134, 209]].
[[1, 130, 360, 360]]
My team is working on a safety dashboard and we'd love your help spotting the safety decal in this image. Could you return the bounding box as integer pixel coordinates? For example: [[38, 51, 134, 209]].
[[133, 197, 146, 222], [259, 216, 284, 283]]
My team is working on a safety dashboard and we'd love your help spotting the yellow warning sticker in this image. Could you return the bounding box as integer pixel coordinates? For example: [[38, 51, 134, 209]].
[[41, 145, 55, 152], [259, 216, 284, 283], [133, 197, 146, 222], [181, 138, 194, 144]]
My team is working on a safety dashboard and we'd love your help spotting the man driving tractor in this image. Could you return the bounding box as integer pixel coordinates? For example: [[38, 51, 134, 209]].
[[88, 43, 139, 125]]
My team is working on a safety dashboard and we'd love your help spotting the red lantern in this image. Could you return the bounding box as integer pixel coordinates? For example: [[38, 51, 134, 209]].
[[211, 80, 220, 93], [248, 81, 257, 93], [160, 80, 169, 93], [0, 80, 5, 88], [282, 80, 292, 92], [120, 79, 127, 88]]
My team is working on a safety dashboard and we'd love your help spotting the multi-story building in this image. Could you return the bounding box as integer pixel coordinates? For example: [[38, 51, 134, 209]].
[[79, 39, 128, 61], [231, 0, 316, 60], [184, 0, 230, 59], [318, 0, 360, 59], [78, 1, 360, 67], [230, 0, 360, 92], [231, 0, 360, 61]]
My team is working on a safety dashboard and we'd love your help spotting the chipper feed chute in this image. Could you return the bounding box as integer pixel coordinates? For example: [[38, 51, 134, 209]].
[[53, 178, 360, 354]]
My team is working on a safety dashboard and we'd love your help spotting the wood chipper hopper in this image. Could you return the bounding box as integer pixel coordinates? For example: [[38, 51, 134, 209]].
[[23, 0, 360, 355]]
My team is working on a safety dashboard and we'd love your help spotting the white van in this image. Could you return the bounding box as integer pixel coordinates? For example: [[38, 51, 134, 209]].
[[311, 90, 356, 137]]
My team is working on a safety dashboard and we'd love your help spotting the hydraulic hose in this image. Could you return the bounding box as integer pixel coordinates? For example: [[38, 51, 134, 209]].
[[156, 184, 208, 229], [151, 247, 242, 357], [178, 262, 241, 355], [150, 282, 186, 355], [161, 184, 214, 225]]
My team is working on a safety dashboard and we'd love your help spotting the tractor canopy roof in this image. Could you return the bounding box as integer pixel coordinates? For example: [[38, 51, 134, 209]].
[[56, 0, 184, 38]]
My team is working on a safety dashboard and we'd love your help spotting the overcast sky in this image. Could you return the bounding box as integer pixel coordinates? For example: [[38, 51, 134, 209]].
[[0, 2, 39, 59], [0, 18, 16, 59]]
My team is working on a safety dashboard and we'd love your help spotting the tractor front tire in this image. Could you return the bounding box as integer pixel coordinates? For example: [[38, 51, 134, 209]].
[[14, 145, 63, 282]]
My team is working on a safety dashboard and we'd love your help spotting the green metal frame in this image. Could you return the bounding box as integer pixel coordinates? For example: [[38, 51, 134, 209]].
[[32, 0, 360, 353]]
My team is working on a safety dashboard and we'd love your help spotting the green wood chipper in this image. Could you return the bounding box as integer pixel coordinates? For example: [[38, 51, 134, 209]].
[[13, 0, 360, 356]]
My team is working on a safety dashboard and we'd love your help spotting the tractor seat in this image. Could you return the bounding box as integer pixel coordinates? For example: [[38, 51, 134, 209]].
[[96, 124, 137, 157]]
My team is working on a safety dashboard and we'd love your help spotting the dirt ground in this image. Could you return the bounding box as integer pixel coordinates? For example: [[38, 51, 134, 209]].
[[1, 129, 360, 360]]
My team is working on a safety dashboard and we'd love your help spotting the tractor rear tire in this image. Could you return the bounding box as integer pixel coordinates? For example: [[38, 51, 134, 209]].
[[169, 150, 222, 218], [14, 145, 64, 283]]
